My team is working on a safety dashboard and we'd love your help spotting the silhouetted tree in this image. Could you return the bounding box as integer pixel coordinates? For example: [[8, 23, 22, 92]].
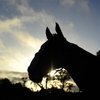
[[55, 68, 70, 89], [0, 78, 12, 88], [42, 68, 73, 92]]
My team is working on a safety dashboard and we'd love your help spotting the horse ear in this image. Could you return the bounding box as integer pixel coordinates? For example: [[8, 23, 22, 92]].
[[55, 22, 64, 37], [46, 27, 53, 40]]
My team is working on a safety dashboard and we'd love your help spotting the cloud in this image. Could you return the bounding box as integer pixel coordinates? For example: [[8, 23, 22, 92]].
[[0, 18, 22, 33], [0, 0, 76, 72], [14, 31, 44, 51], [60, 0, 75, 6], [59, 0, 90, 12], [0, 21, 44, 72], [0, 41, 5, 49], [0, 16, 44, 72], [78, 0, 90, 12], [7, 0, 29, 8], [0, 41, 36, 72], [60, 21, 74, 33], [0, 7, 53, 72], [16, 5, 57, 31]]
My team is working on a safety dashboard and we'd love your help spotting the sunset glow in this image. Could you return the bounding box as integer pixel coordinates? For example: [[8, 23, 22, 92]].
[[49, 70, 56, 77]]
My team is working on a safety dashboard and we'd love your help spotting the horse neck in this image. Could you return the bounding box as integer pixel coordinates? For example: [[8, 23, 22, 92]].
[[63, 44, 100, 92]]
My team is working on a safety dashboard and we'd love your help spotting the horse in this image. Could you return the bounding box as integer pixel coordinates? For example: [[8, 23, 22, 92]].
[[28, 23, 100, 93]]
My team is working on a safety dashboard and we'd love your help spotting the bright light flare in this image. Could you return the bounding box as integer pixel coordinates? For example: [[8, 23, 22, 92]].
[[49, 70, 56, 77]]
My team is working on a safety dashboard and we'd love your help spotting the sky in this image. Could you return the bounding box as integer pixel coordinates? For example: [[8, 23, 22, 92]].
[[0, 0, 100, 72]]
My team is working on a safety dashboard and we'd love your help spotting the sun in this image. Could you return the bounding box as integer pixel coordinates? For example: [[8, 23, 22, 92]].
[[49, 70, 56, 77]]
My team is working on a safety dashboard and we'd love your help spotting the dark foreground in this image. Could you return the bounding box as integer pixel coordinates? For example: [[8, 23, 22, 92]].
[[0, 79, 98, 99]]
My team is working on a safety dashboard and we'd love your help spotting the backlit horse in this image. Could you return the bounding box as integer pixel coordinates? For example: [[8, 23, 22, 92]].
[[28, 23, 100, 93]]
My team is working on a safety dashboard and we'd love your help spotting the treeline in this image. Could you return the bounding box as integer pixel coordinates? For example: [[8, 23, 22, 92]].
[[0, 78, 83, 99]]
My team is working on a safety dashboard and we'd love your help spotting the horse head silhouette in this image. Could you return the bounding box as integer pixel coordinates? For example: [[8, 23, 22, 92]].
[[28, 23, 100, 92]]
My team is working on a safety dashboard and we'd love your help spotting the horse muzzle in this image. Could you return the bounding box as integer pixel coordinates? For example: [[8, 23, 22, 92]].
[[28, 72, 42, 83]]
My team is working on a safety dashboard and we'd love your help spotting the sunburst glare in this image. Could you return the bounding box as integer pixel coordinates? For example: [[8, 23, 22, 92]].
[[48, 70, 56, 77]]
